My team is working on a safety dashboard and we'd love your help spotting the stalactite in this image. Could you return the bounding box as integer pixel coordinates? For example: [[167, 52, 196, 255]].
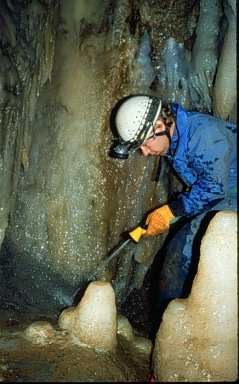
[[0, 1, 16, 47], [0, 0, 59, 250], [111, 0, 131, 47], [158, 37, 191, 107], [213, 0, 236, 120], [157, 0, 223, 111], [189, 0, 222, 111], [129, 31, 156, 92]]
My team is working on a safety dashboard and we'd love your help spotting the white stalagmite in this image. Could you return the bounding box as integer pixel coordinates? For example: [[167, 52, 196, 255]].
[[59, 281, 117, 351], [153, 211, 238, 382]]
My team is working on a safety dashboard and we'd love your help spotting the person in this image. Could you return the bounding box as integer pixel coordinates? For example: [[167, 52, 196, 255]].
[[109, 95, 237, 316]]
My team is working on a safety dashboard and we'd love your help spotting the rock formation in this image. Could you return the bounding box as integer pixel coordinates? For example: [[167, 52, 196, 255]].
[[24, 320, 55, 345], [213, 0, 237, 120], [153, 211, 238, 382], [59, 280, 117, 351]]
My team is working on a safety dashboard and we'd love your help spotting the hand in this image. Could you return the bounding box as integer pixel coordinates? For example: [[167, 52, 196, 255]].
[[145, 205, 175, 236]]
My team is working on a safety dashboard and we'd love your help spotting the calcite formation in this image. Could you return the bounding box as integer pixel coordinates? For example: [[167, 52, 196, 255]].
[[59, 281, 117, 351], [117, 314, 152, 357], [117, 314, 134, 341], [24, 321, 55, 345], [58, 306, 76, 333], [153, 211, 237, 382], [131, 336, 153, 358], [0, 0, 166, 313], [213, 0, 236, 120]]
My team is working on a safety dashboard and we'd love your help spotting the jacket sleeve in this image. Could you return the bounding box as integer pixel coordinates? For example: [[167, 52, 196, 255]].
[[168, 133, 231, 217]]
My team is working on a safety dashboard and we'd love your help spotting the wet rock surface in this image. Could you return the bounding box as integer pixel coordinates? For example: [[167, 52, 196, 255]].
[[0, 309, 150, 382], [60, 281, 117, 351], [0, 0, 168, 315], [153, 212, 238, 382]]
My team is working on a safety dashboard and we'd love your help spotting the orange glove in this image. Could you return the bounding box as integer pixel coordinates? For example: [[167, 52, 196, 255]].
[[145, 205, 175, 236]]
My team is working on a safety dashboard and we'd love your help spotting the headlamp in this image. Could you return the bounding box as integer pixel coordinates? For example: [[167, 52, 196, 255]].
[[109, 139, 141, 159], [109, 142, 130, 159]]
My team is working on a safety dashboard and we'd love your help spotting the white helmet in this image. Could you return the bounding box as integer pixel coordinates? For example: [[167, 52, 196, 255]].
[[116, 95, 161, 143], [110, 95, 162, 159]]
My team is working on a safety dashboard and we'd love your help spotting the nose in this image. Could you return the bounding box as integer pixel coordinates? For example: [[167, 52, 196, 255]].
[[140, 145, 150, 156]]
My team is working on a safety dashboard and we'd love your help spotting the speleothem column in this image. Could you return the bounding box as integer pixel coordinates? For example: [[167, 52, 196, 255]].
[[60, 281, 117, 351], [153, 211, 237, 382]]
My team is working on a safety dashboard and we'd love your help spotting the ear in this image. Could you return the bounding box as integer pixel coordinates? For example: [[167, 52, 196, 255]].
[[154, 119, 166, 132]]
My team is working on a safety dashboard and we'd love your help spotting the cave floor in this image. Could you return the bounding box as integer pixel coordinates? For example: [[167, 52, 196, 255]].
[[0, 309, 151, 382]]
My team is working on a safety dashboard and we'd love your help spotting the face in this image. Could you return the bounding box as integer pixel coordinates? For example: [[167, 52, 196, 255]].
[[139, 120, 171, 157]]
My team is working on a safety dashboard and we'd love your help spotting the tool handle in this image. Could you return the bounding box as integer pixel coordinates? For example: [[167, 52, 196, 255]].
[[129, 225, 147, 243]]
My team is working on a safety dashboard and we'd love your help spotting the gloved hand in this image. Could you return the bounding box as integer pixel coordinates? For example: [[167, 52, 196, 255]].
[[145, 205, 175, 236]]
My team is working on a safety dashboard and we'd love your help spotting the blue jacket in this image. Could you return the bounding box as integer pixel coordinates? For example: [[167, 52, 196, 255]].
[[166, 104, 237, 217]]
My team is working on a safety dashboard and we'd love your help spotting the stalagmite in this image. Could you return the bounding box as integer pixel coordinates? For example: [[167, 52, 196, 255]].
[[131, 336, 153, 358], [59, 281, 117, 351], [24, 321, 55, 345], [153, 211, 237, 382], [117, 314, 134, 341], [58, 306, 76, 332]]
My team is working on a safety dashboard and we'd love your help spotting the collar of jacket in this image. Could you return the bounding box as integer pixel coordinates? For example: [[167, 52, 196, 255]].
[[165, 103, 196, 187], [166, 103, 189, 159]]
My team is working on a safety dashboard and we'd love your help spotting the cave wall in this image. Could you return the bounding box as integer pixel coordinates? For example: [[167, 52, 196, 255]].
[[0, 0, 60, 311], [0, 0, 170, 313], [0, 0, 236, 314]]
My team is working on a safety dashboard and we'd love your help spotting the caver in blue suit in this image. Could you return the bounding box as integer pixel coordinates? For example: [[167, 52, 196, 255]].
[[158, 103, 237, 301]]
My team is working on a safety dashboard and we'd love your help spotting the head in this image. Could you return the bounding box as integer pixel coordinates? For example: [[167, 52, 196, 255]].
[[109, 95, 175, 159], [139, 103, 175, 156]]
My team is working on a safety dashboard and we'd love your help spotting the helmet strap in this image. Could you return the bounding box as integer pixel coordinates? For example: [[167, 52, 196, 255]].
[[154, 129, 171, 145]]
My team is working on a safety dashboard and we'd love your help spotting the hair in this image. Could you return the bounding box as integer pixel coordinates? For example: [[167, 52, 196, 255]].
[[159, 103, 176, 131]]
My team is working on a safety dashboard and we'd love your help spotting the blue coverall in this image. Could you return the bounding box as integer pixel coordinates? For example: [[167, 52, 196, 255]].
[[158, 103, 237, 301]]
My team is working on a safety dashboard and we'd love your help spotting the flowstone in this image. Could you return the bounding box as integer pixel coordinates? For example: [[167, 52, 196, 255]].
[[153, 211, 237, 382]]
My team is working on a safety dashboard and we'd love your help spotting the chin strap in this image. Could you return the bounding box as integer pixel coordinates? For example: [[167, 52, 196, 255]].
[[153, 129, 171, 183], [154, 129, 171, 145]]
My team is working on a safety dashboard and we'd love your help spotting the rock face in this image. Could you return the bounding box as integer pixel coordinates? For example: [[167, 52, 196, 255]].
[[59, 281, 117, 352], [153, 211, 238, 382], [0, 0, 167, 313]]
